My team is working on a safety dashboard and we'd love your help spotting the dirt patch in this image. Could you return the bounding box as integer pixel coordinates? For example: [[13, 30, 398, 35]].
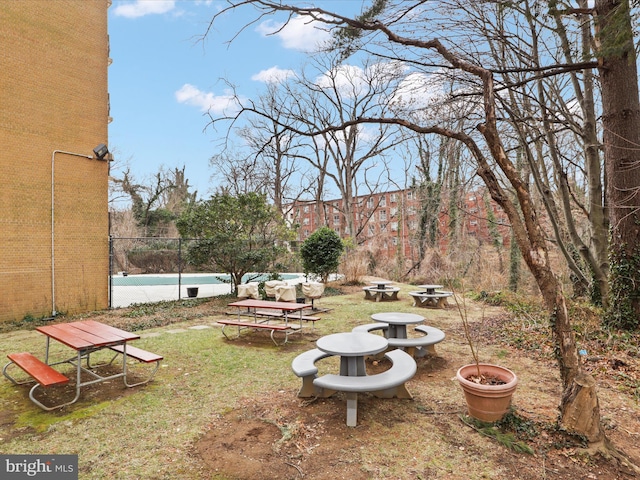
[[193, 352, 639, 480]]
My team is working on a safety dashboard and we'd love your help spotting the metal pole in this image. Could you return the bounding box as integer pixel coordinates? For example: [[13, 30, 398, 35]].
[[178, 238, 182, 300]]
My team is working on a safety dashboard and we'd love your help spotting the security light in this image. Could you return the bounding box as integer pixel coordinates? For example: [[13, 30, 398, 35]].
[[93, 143, 109, 160]]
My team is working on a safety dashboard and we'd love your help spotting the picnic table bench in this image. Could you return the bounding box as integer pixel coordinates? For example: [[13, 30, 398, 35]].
[[3, 320, 159, 410], [4, 352, 70, 387], [409, 290, 453, 308], [352, 323, 446, 358], [3, 352, 71, 411], [313, 349, 416, 426], [291, 348, 335, 397], [251, 309, 320, 325], [363, 286, 400, 302], [108, 344, 163, 387], [218, 320, 300, 345]]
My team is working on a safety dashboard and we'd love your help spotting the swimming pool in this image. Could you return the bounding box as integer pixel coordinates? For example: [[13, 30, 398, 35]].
[[111, 273, 304, 286]]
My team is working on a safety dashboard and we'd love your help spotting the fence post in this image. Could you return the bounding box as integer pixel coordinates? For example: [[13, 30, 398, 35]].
[[178, 238, 182, 300]]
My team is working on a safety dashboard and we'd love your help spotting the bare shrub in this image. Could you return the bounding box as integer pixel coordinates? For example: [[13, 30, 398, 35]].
[[340, 248, 369, 284]]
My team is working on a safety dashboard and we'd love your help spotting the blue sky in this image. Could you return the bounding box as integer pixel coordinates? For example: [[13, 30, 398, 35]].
[[108, 0, 364, 200]]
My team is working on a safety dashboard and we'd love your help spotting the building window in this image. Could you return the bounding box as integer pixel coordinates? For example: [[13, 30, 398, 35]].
[[390, 193, 397, 203], [303, 205, 309, 213], [409, 221, 417, 230], [381, 223, 387, 232], [379, 210, 387, 221], [368, 224, 375, 234], [304, 229, 309, 237], [470, 220, 478, 226], [391, 222, 398, 231], [392, 237, 398, 245], [408, 206, 416, 215], [390, 207, 397, 217], [407, 191, 414, 200], [380, 195, 386, 207], [333, 214, 340, 225], [367, 198, 374, 209], [303, 218, 309, 225]]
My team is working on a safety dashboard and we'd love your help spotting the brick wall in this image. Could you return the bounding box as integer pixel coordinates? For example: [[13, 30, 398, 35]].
[[0, 0, 110, 322]]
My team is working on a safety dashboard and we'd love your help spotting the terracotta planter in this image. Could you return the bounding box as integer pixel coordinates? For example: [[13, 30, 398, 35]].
[[456, 363, 518, 422]]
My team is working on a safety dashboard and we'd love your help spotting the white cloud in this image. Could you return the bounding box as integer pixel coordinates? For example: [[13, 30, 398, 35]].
[[391, 71, 444, 110], [113, 0, 176, 18], [314, 64, 367, 98], [175, 83, 239, 114], [251, 66, 295, 84], [257, 15, 331, 52]]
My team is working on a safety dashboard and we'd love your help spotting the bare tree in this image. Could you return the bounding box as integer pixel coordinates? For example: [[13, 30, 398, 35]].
[[210, 52, 410, 242], [111, 166, 196, 237], [203, 2, 640, 463]]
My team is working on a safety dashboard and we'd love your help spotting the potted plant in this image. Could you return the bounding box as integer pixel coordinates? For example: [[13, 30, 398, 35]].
[[187, 287, 199, 298], [454, 291, 518, 422]]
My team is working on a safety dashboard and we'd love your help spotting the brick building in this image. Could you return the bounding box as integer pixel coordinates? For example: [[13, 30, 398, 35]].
[[287, 188, 510, 261], [0, 1, 111, 322]]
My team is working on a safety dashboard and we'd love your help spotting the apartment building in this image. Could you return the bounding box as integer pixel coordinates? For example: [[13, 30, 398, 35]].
[[0, 1, 111, 322], [287, 188, 511, 261]]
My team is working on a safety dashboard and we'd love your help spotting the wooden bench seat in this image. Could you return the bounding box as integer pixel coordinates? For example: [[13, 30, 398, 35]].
[[409, 291, 453, 308], [4, 352, 69, 387], [312, 349, 416, 426], [109, 344, 163, 387], [254, 310, 321, 323], [363, 287, 400, 302], [110, 344, 163, 363], [218, 320, 299, 345], [291, 348, 334, 397], [3, 352, 72, 410]]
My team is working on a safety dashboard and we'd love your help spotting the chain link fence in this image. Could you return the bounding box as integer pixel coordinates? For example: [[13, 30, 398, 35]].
[[108, 237, 304, 308]]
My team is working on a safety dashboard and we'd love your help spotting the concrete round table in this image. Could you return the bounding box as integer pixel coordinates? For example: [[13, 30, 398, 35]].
[[417, 284, 443, 294], [371, 312, 425, 339], [316, 332, 388, 376], [369, 280, 394, 290]]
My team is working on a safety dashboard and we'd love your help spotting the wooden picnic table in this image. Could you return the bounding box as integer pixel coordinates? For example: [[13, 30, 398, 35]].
[[227, 299, 308, 327], [3, 320, 161, 410]]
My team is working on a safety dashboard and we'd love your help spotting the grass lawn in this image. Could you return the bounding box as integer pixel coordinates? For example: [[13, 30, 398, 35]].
[[1, 281, 639, 479]]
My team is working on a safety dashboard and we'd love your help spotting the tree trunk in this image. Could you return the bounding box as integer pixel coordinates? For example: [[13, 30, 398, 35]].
[[561, 372, 604, 442], [596, 0, 640, 329]]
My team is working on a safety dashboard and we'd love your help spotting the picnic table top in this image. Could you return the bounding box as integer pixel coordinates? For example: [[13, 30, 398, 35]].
[[36, 320, 139, 350], [370, 312, 425, 325], [316, 332, 388, 357], [227, 299, 308, 311]]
